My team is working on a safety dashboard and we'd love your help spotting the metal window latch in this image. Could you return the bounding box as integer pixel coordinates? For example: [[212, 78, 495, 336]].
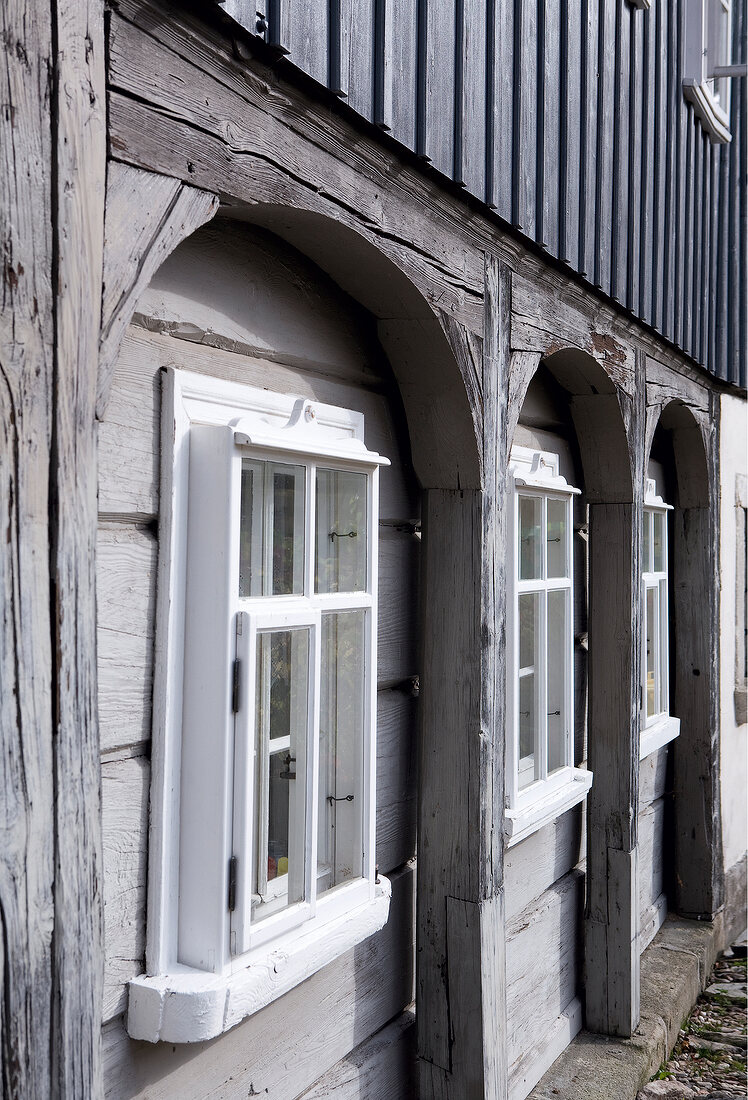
[[279, 753, 296, 780], [327, 794, 354, 805], [330, 529, 357, 541], [228, 856, 238, 912]]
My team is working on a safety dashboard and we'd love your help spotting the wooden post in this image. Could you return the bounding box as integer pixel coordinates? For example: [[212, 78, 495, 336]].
[[1, 0, 105, 1094], [671, 411, 723, 919], [416, 258, 510, 1099], [578, 361, 644, 1039]]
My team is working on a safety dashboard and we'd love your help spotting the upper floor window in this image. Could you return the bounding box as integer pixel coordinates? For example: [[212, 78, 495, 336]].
[[684, 0, 734, 143], [505, 447, 592, 847], [640, 479, 680, 758], [127, 369, 391, 1043]]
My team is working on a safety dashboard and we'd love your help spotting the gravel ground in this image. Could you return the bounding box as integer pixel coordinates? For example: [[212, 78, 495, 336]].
[[637, 939, 747, 1100]]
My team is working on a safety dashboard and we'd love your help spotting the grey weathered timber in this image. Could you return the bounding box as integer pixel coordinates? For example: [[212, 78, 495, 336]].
[[51, 0, 107, 1091], [1, 0, 106, 1094], [416, 257, 509, 1099], [0, 3, 55, 1094], [98, 161, 218, 418], [669, 408, 723, 918], [574, 353, 643, 1037]]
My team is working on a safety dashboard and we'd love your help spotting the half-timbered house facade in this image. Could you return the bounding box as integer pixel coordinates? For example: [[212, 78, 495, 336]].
[[1, 0, 746, 1097]]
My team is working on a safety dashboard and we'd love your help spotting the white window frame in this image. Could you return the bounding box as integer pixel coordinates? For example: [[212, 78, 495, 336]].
[[127, 368, 391, 1044], [683, 0, 734, 144], [640, 479, 680, 760], [504, 447, 592, 848]]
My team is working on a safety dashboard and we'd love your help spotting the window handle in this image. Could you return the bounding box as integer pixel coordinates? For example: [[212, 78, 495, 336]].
[[330, 529, 357, 541], [327, 794, 354, 805], [279, 753, 296, 780], [547, 710, 561, 716]]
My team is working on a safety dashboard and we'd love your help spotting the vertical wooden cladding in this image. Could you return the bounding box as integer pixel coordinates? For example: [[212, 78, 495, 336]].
[[228, 0, 745, 386]]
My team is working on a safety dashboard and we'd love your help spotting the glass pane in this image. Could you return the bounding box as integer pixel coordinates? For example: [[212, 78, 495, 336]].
[[518, 496, 542, 580], [253, 629, 309, 923], [315, 470, 368, 594], [646, 587, 657, 718], [547, 498, 568, 579], [239, 459, 304, 597], [518, 592, 540, 789], [643, 511, 652, 574], [318, 611, 366, 896], [547, 590, 567, 773], [653, 512, 665, 573]]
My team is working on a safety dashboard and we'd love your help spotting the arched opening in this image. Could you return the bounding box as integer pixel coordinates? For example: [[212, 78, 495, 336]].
[[648, 401, 721, 920], [509, 346, 641, 1040], [98, 209, 493, 1093]]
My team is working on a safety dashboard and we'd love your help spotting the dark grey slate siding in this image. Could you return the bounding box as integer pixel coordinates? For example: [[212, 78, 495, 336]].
[[223, 0, 746, 387]]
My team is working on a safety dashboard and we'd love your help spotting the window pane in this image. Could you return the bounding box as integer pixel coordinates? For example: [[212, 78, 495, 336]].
[[315, 469, 368, 594], [318, 611, 366, 896], [518, 496, 542, 580], [518, 592, 540, 788], [653, 512, 665, 573], [643, 511, 651, 574], [646, 587, 658, 718], [547, 590, 567, 773], [239, 460, 304, 597], [659, 578, 668, 714], [253, 629, 309, 923], [547, 498, 568, 578]]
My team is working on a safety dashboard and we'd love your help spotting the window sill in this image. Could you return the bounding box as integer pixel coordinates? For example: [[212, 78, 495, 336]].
[[126, 876, 391, 1043], [640, 715, 680, 761], [504, 769, 593, 848], [683, 79, 731, 143]]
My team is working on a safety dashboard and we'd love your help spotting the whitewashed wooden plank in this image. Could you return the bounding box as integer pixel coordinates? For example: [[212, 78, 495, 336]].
[[506, 870, 583, 1082], [638, 743, 669, 809], [504, 806, 585, 921], [299, 1009, 416, 1099], [97, 525, 157, 755], [100, 326, 419, 524], [102, 865, 415, 1100], [102, 756, 149, 1022], [638, 796, 666, 929]]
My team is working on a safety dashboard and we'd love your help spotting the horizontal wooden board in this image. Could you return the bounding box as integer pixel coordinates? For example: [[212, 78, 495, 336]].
[[102, 755, 149, 1022], [100, 325, 419, 524], [506, 869, 584, 1083], [97, 525, 157, 755], [504, 805, 585, 921], [298, 1008, 416, 1099], [638, 794, 666, 933], [638, 743, 669, 809], [102, 864, 415, 1100]]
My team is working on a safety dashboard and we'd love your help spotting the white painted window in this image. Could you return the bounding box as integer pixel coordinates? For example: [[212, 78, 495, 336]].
[[640, 479, 680, 759], [684, 0, 734, 143], [505, 448, 592, 847], [127, 369, 391, 1043]]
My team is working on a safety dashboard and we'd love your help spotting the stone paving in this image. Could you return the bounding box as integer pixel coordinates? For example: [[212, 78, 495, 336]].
[[637, 938, 747, 1100]]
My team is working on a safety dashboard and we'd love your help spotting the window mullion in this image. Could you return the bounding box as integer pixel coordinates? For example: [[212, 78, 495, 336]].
[[308, 614, 321, 915], [539, 498, 549, 782]]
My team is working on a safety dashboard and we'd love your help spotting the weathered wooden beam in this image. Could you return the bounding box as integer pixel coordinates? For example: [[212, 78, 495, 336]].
[[1, 0, 106, 1094], [416, 258, 510, 1099], [670, 409, 723, 919], [50, 0, 107, 1092], [98, 161, 218, 418], [0, 1, 56, 1093]]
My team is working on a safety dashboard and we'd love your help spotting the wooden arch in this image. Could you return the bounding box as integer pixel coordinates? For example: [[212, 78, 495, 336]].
[[99, 186, 506, 1099], [646, 401, 722, 921], [509, 345, 644, 1038]]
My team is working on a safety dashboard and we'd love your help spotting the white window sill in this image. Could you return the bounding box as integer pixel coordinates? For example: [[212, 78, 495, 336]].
[[640, 715, 680, 761], [683, 79, 731, 143], [504, 768, 593, 848], [126, 876, 391, 1043]]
